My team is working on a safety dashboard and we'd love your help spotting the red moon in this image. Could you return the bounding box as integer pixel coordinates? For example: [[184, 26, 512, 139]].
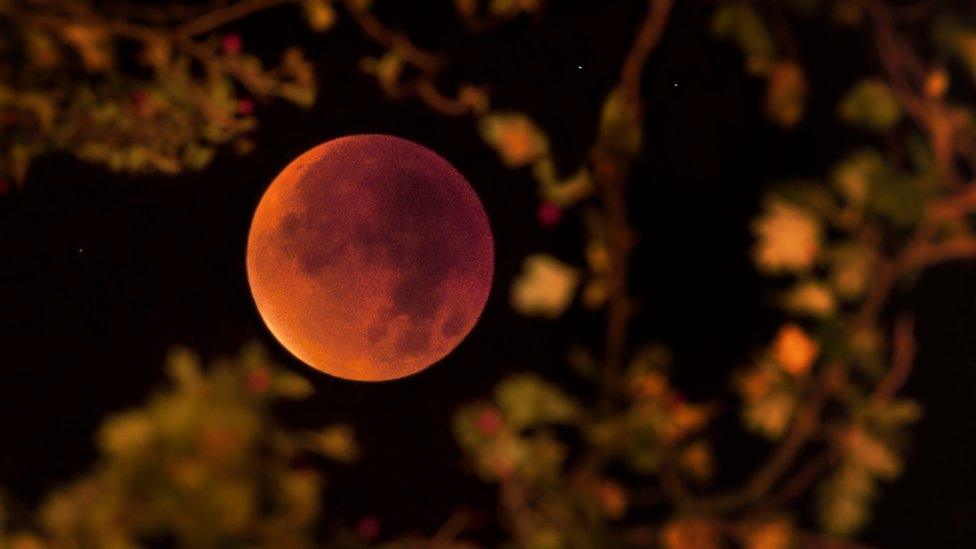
[[246, 135, 493, 381]]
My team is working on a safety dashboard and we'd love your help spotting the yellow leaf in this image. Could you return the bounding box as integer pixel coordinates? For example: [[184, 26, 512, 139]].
[[782, 281, 835, 318], [752, 199, 822, 274], [510, 254, 579, 318], [839, 79, 902, 132], [771, 324, 819, 376], [304, 0, 337, 32], [479, 112, 548, 168], [743, 518, 794, 549], [314, 424, 360, 462], [661, 518, 720, 549]]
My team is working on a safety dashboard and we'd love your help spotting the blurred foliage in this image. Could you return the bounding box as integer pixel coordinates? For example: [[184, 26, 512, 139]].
[[6, 0, 976, 547], [0, 0, 319, 184], [467, 0, 975, 545], [0, 344, 360, 548]]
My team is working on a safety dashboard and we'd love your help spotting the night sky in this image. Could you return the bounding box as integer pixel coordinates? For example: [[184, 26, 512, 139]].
[[0, 1, 974, 546]]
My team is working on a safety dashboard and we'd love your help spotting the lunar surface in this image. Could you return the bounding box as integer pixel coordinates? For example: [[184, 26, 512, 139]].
[[246, 135, 494, 381]]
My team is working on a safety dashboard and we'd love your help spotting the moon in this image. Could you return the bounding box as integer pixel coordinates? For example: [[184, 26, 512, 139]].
[[246, 135, 493, 381]]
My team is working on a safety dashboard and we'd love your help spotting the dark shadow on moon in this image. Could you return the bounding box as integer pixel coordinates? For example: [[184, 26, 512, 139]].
[[440, 308, 467, 338]]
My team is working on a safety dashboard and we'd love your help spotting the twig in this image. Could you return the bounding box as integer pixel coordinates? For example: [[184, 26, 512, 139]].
[[862, 0, 968, 187], [336, 0, 479, 116], [902, 236, 976, 270], [684, 368, 830, 514], [619, 0, 674, 102], [0, 2, 289, 99], [764, 450, 833, 507], [870, 315, 916, 404], [598, 0, 675, 402], [339, 0, 443, 72], [413, 79, 472, 117], [174, 0, 297, 37]]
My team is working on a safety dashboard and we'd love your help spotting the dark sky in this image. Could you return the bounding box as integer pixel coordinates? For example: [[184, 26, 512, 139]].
[[0, 1, 974, 546]]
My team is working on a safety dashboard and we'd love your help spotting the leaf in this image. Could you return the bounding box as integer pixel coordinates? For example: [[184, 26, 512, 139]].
[[844, 427, 901, 480], [24, 29, 62, 70], [597, 88, 642, 157], [182, 143, 215, 170], [312, 424, 360, 462], [479, 112, 549, 168], [273, 372, 314, 399], [765, 61, 807, 127], [867, 172, 930, 228], [828, 244, 873, 301], [782, 280, 836, 317], [744, 387, 796, 439], [817, 463, 875, 537], [166, 346, 204, 391], [494, 374, 580, 429], [489, 0, 541, 17], [839, 79, 902, 132], [742, 517, 794, 549], [751, 198, 823, 274], [711, 4, 776, 73], [539, 168, 593, 206], [831, 149, 884, 208], [510, 254, 579, 318], [932, 16, 976, 82], [303, 0, 337, 32]]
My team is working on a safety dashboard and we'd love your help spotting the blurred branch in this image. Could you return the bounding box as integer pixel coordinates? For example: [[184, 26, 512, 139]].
[[339, 0, 443, 71], [174, 0, 298, 37], [619, 0, 674, 102], [598, 0, 674, 403], [871, 315, 916, 405], [862, 0, 972, 187], [684, 367, 831, 514], [0, 2, 291, 99], [338, 0, 476, 116], [903, 236, 976, 269], [764, 450, 835, 508]]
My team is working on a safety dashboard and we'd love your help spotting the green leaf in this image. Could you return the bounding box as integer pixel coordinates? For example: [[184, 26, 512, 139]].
[[867, 172, 930, 228], [182, 143, 215, 170], [817, 463, 875, 537], [831, 149, 885, 207], [596, 88, 642, 157], [494, 374, 580, 429], [311, 424, 359, 462], [711, 4, 776, 72], [932, 15, 976, 81], [839, 79, 902, 132]]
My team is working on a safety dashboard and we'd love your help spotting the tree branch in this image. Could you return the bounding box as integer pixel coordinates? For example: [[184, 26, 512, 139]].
[[871, 315, 916, 404], [174, 0, 298, 37], [598, 0, 675, 402]]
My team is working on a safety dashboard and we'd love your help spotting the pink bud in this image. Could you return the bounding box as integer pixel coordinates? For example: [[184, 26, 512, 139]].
[[537, 202, 562, 227], [665, 391, 686, 410], [133, 89, 149, 108], [222, 34, 242, 55], [476, 406, 504, 437], [247, 368, 271, 393], [356, 516, 381, 541], [237, 98, 254, 116]]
